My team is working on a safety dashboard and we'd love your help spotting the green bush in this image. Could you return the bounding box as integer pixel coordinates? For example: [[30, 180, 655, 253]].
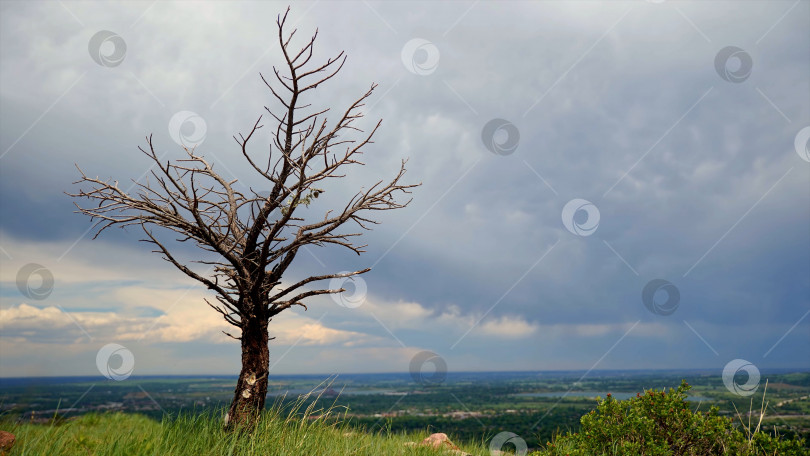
[[537, 380, 807, 456]]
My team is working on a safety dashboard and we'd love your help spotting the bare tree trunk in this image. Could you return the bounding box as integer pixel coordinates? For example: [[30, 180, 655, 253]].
[[71, 7, 418, 434], [225, 316, 269, 429]]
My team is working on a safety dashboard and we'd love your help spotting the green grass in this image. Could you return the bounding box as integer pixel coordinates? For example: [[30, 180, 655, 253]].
[[1, 398, 491, 456], [2, 383, 807, 455], [3, 411, 494, 455]]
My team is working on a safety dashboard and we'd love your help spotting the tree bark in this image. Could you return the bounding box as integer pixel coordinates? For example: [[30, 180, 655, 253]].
[[70, 7, 418, 434], [225, 317, 269, 429]]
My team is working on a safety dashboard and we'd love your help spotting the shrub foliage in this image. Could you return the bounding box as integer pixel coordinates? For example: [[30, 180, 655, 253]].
[[539, 380, 807, 456]]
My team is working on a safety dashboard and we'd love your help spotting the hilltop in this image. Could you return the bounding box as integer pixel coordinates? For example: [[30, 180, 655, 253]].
[[1, 381, 807, 455]]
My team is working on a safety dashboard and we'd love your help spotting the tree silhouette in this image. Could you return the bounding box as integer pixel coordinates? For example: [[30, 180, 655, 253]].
[[70, 8, 417, 428]]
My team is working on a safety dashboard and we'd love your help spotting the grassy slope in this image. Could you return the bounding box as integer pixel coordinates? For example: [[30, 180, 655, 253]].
[[2, 410, 492, 456], [3, 383, 806, 456]]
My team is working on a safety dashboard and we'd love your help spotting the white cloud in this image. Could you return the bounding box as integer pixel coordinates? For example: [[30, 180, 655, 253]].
[[478, 315, 538, 338], [0, 231, 197, 288]]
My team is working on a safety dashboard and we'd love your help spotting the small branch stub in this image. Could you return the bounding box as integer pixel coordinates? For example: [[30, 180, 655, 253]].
[[68, 6, 419, 431]]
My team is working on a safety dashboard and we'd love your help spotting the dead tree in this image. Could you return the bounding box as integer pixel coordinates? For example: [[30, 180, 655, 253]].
[[69, 9, 417, 429]]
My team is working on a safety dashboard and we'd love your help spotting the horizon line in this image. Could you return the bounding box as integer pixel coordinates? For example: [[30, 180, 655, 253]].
[[2, 366, 809, 380]]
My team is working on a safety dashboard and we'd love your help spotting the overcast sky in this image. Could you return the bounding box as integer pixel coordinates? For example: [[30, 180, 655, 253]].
[[0, 1, 808, 382]]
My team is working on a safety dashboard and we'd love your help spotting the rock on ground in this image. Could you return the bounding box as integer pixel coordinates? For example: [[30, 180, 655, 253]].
[[0, 431, 15, 455], [404, 432, 471, 455]]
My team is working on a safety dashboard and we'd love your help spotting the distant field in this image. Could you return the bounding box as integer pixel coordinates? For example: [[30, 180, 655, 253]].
[[1, 370, 808, 450]]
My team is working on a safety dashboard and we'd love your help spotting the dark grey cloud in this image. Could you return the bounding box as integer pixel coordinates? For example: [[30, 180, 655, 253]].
[[1, 0, 808, 375]]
